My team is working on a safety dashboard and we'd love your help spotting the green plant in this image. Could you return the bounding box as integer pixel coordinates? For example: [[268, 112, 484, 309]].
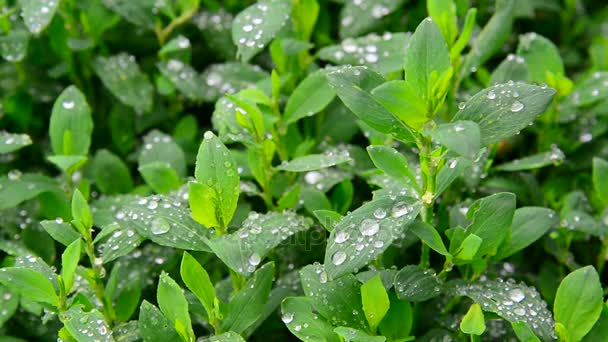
[[0, 0, 607, 341]]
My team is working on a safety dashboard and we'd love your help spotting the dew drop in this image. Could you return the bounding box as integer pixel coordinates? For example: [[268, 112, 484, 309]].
[[335, 231, 350, 244], [391, 202, 410, 218], [359, 219, 379, 236], [248, 253, 261, 266], [373, 208, 386, 219], [487, 90, 496, 100], [509, 288, 525, 302], [150, 218, 170, 235], [282, 312, 294, 324], [62, 100, 75, 109], [332, 251, 347, 266], [511, 100, 524, 112]]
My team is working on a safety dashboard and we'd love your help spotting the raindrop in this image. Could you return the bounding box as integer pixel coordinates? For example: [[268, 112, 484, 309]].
[[248, 253, 261, 266], [359, 219, 379, 236], [509, 288, 525, 302], [62, 100, 75, 109], [332, 251, 347, 266], [391, 202, 410, 218], [373, 208, 386, 219], [150, 218, 170, 235], [487, 90, 496, 100], [335, 231, 350, 244], [511, 100, 524, 112], [282, 312, 294, 324]]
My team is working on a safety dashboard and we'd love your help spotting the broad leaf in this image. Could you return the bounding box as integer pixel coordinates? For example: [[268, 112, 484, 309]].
[[516, 33, 564, 83], [93, 53, 154, 113], [453, 82, 556, 145], [325, 195, 421, 278], [394, 265, 442, 302], [139, 162, 182, 194], [371, 80, 428, 130], [40, 219, 79, 247], [465, 192, 516, 258], [0, 267, 58, 306], [206, 211, 311, 276], [232, 0, 292, 62], [138, 130, 187, 178], [281, 297, 341, 342], [489, 54, 530, 85], [92, 149, 133, 194], [554, 266, 603, 342], [460, 304, 485, 335], [61, 306, 112, 342], [284, 70, 336, 124], [210, 332, 246, 342], [361, 275, 389, 331], [49, 86, 93, 156], [433, 121, 481, 159], [139, 300, 181, 342], [367, 145, 420, 193], [494, 207, 558, 260]]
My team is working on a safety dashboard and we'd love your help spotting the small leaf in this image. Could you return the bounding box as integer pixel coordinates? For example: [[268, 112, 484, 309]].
[[361, 275, 390, 331], [47, 155, 88, 174], [460, 304, 486, 335], [494, 207, 558, 260], [404, 18, 451, 100], [72, 189, 93, 230], [435, 157, 472, 196], [96, 223, 144, 263], [489, 54, 530, 85], [93, 53, 154, 113], [191, 131, 240, 228], [511, 321, 541, 342], [300, 264, 366, 330], [0, 28, 30, 62], [453, 82, 556, 145], [496, 145, 565, 171], [221, 262, 274, 334], [49, 86, 93, 156], [20, 0, 59, 34], [206, 211, 311, 276], [281, 297, 341, 342], [181, 252, 216, 320], [61, 238, 81, 293], [276, 152, 352, 172], [40, 219, 79, 247], [139, 300, 181, 342], [0, 131, 32, 154], [326, 66, 415, 143], [61, 305, 112, 342], [324, 195, 421, 279], [284, 70, 336, 124], [554, 266, 603, 342], [453, 233, 482, 262], [433, 121, 481, 159], [465, 192, 516, 258], [92, 150, 133, 194], [427, 0, 458, 46], [232, 0, 292, 62], [394, 265, 443, 302], [157, 272, 195, 342], [593, 158, 608, 205], [157, 59, 206, 101], [410, 222, 449, 256], [371, 80, 428, 130], [0, 267, 58, 306], [138, 130, 187, 178]]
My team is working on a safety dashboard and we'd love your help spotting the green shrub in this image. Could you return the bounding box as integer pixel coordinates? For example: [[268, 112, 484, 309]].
[[0, 0, 607, 341]]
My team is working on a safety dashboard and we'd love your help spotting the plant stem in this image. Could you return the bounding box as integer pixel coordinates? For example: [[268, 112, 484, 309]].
[[83, 235, 116, 325], [156, 9, 198, 45], [418, 134, 437, 268]]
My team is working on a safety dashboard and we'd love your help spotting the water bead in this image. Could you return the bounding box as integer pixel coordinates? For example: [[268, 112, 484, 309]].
[[332, 251, 347, 265], [359, 218, 379, 236], [511, 100, 524, 112]]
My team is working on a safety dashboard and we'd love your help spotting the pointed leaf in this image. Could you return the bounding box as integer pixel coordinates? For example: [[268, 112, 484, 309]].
[[0, 267, 58, 306], [49, 86, 93, 156]]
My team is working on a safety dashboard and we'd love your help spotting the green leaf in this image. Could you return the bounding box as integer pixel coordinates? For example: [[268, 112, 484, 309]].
[[436, 157, 472, 196], [210, 332, 246, 342], [326, 66, 415, 143], [61, 238, 81, 293], [564, 72, 608, 108], [221, 262, 274, 334], [194, 9, 236, 60], [116, 194, 211, 251], [334, 327, 386, 342], [361, 275, 389, 331], [20, 0, 59, 34], [554, 266, 603, 342], [191, 131, 240, 228], [281, 297, 341, 342], [593, 158, 608, 205], [453, 83, 556, 145], [516, 33, 564, 83], [489, 54, 530, 85], [61, 306, 112, 342], [511, 321, 541, 342], [0, 28, 30, 62], [378, 292, 413, 340], [446, 279, 554, 340], [494, 207, 558, 260], [460, 304, 485, 335], [92, 150, 133, 194], [49, 86, 93, 156], [96, 223, 144, 263], [180, 252, 216, 320], [139, 162, 182, 194], [72, 189, 93, 230], [157, 272, 195, 342], [158, 35, 192, 60], [496, 145, 565, 171], [157, 60, 206, 101], [410, 222, 449, 256], [138, 130, 187, 178], [452, 232, 482, 262], [47, 155, 88, 174], [394, 265, 442, 302], [139, 300, 182, 342], [582, 305, 608, 342], [318, 32, 410, 75], [284, 70, 336, 124], [0, 131, 32, 154], [102, 0, 154, 29], [300, 264, 366, 330], [325, 195, 421, 278], [93, 53, 154, 113], [433, 121, 481, 159], [427, 0, 458, 46], [0, 285, 19, 327], [201, 62, 268, 103], [276, 152, 352, 172], [371, 80, 428, 130], [404, 18, 451, 100], [461, 0, 514, 77], [232, 0, 292, 62], [465, 192, 516, 258], [0, 173, 60, 210], [338, 0, 405, 38], [206, 211, 311, 276], [0, 267, 58, 306]]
